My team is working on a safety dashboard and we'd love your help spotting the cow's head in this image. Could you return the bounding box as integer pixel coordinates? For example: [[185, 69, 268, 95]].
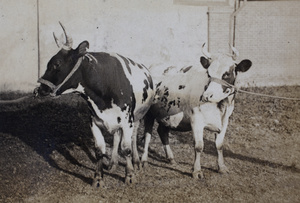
[[35, 22, 89, 97], [200, 44, 252, 102]]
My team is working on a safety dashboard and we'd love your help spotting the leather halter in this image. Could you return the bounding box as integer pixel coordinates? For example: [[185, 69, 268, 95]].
[[209, 77, 236, 96], [38, 56, 83, 96], [37, 53, 98, 97]]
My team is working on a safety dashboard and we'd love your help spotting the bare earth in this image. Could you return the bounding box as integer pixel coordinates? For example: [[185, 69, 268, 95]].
[[0, 86, 299, 203]]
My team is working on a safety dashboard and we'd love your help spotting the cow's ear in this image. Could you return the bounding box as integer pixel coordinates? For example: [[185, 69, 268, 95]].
[[236, 59, 252, 72], [76, 41, 89, 56], [200, 56, 210, 69]]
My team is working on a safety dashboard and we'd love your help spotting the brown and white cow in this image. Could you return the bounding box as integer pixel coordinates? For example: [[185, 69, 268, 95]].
[[35, 22, 155, 187], [137, 44, 252, 179]]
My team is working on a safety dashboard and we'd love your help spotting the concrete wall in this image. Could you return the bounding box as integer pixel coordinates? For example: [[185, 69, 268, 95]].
[[208, 1, 300, 87], [0, 0, 206, 92], [235, 1, 300, 87], [0, 0, 38, 92], [1, 0, 299, 92], [38, 0, 207, 74]]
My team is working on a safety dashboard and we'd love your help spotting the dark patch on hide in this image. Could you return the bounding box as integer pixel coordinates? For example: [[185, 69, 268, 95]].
[[143, 79, 149, 103], [117, 54, 132, 75], [180, 66, 192, 73], [178, 85, 185, 90]]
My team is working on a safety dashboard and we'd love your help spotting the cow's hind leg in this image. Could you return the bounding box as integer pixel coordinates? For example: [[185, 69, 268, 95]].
[[132, 121, 141, 171], [120, 124, 136, 184], [157, 123, 176, 165], [141, 112, 155, 168], [91, 121, 106, 188], [108, 129, 121, 172], [191, 107, 205, 179]]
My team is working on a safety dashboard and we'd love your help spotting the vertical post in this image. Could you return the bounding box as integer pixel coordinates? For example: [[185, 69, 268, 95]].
[[37, 0, 40, 78], [229, 0, 247, 52]]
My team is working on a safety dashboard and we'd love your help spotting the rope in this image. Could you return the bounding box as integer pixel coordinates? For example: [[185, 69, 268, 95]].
[[236, 88, 300, 101], [209, 77, 300, 101], [0, 95, 34, 104]]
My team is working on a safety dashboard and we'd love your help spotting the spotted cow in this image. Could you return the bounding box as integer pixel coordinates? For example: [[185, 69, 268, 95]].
[[35, 22, 155, 187], [138, 44, 252, 179]]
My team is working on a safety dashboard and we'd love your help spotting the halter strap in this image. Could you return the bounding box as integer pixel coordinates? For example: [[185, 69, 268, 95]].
[[209, 77, 234, 88], [37, 54, 93, 96]]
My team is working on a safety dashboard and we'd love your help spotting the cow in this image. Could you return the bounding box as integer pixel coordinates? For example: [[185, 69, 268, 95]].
[[137, 44, 252, 179], [35, 22, 155, 187]]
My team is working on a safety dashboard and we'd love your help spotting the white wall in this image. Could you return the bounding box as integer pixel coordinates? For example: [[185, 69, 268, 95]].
[[235, 1, 300, 87], [0, 0, 207, 92], [38, 0, 208, 80], [1, 0, 299, 92], [0, 0, 38, 92]]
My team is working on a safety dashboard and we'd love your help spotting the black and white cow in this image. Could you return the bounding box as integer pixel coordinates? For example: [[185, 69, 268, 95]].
[[35, 23, 155, 187], [138, 44, 252, 179]]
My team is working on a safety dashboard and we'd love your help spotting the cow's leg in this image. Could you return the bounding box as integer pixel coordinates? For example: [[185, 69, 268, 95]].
[[108, 128, 121, 172], [132, 120, 141, 171], [190, 107, 205, 179], [215, 117, 230, 174], [120, 124, 136, 184], [157, 123, 176, 165], [91, 121, 106, 188], [141, 112, 155, 168]]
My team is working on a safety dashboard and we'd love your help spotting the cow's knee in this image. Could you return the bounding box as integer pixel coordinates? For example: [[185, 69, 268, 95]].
[[194, 141, 204, 153]]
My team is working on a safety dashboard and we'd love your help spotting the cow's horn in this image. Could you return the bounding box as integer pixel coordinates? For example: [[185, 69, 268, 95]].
[[201, 43, 211, 58], [59, 21, 73, 49], [230, 44, 239, 60], [53, 32, 60, 48]]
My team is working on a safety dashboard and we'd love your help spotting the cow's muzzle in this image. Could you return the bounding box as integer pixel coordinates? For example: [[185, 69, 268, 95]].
[[35, 78, 58, 97], [200, 77, 236, 103]]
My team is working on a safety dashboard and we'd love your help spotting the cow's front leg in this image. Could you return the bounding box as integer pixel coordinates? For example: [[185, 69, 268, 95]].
[[215, 119, 230, 174], [91, 121, 106, 188], [121, 124, 136, 184], [132, 121, 141, 171], [191, 107, 205, 179], [108, 129, 121, 172]]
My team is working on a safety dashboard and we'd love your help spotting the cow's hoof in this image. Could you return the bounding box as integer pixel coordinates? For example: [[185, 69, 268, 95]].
[[107, 163, 117, 172], [192, 171, 204, 179], [169, 159, 176, 165], [134, 163, 142, 172], [92, 178, 105, 188], [218, 166, 229, 174], [142, 161, 149, 170], [125, 174, 136, 185]]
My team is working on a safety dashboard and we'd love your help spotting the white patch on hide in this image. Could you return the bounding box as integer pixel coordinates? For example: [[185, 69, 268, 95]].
[[88, 97, 130, 133], [161, 112, 184, 128], [61, 83, 85, 94]]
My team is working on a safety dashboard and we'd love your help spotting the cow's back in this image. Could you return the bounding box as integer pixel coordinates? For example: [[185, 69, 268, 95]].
[[150, 64, 209, 120]]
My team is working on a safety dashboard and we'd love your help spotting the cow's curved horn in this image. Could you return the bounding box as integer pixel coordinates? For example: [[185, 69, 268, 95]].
[[201, 43, 212, 58], [53, 32, 60, 48], [230, 44, 239, 60], [59, 21, 73, 49]]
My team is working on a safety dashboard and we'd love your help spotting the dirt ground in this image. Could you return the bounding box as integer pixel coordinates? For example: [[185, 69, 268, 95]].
[[0, 86, 299, 203]]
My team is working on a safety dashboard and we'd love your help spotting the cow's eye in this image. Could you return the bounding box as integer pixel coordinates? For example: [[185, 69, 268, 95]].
[[223, 72, 230, 78], [53, 60, 62, 71]]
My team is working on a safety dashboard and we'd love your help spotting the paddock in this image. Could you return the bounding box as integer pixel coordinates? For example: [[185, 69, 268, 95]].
[[0, 0, 300, 202], [1, 86, 299, 202]]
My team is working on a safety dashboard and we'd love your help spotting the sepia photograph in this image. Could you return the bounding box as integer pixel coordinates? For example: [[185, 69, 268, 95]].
[[0, 0, 299, 202]]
